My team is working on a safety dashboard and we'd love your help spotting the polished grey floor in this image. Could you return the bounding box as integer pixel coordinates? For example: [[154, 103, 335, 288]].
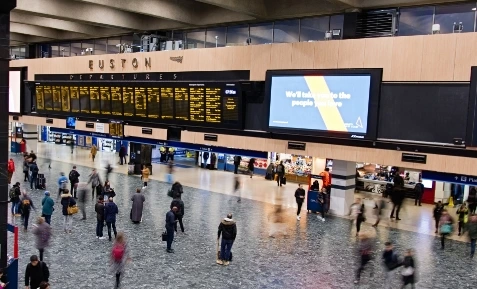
[[8, 154, 477, 289]]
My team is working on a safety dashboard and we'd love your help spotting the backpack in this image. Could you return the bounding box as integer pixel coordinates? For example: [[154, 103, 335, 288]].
[[69, 170, 76, 182], [9, 187, 16, 199], [112, 244, 125, 262], [22, 199, 31, 209], [277, 165, 283, 173]]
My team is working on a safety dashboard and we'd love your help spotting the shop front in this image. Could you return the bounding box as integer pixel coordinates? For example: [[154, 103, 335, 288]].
[[47, 127, 121, 152]]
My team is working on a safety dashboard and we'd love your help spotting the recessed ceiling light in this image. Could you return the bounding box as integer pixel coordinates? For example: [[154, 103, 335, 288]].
[[473, 7, 476, 11]]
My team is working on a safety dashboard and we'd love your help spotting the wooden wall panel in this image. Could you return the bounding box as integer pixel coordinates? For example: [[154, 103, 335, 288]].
[[76, 121, 95, 132], [454, 33, 477, 81], [250, 44, 271, 80], [180, 49, 200, 71], [307, 143, 332, 159], [364, 37, 393, 81], [232, 46, 251, 71], [390, 36, 423, 81], [421, 34, 457, 81], [270, 43, 293, 69], [313, 41, 339, 69], [291, 42, 314, 69], [198, 48, 216, 71], [152, 128, 167, 140], [214, 47, 235, 71], [338, 39, 365, 68], [180, 131, 196, 144]]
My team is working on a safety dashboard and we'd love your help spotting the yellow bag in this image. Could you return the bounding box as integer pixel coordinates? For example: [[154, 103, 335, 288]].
[[67, 205, 79, 215], [274, 174, 278, 181]]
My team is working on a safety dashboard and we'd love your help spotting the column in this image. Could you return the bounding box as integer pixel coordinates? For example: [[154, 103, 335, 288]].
[[22, 124, 38, 153], [0, 0, 17, 269], [330, 160, 356, 216]]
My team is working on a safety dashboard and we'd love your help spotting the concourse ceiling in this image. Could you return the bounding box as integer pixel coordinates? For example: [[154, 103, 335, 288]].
[[9, 0, 470, 46]]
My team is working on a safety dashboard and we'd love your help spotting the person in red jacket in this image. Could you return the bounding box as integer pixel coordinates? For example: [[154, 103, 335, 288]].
[[7, 158, 15, 184]]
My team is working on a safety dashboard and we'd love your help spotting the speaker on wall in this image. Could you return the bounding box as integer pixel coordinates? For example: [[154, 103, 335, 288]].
[[241, 81, 265, 103]]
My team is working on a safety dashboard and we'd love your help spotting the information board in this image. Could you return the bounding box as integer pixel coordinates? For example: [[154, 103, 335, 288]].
[[189, 87, 205, 122], [52, 86, 62, 111], [61, 86, 71, 112], [161, 87, 173, 119], [147, 87, 159, 118], [79, 86, 90, 113], [135, 87, 147, 117], [223, 96, 239, 121], [175, 87, 188, 120], [43, 85, 53, 111], [111, 86, 122, 116], [36, 86, 45, 110], [100, 87, 111, 115], [70, 86, 80, 113], [109, 121, 123, 138], [90, 86, 100, 114], [123, 86, 134, 116], [206, 87, 221, 123]]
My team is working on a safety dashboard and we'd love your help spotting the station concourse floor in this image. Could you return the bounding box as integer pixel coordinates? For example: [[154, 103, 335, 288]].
[[7, 142, 476, 288]]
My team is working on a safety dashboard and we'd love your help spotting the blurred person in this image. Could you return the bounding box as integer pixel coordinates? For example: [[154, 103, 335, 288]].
[[29, 150, 37, 162], [141, 165, 150, 189], [21, 192, 36, 232], [295, 184, 306, 220], [457, 202, 469, 236], [171, 182, 183, 199], [165, 207, 178, 252], [468, 187, 477, 214], [269, 196, 287, 238], [105, 162, 113, 182], [171, 195, 185, 233], [23, 155, 30, 182], [276, 161, 285, 187], [77, 182, 88, 220], [88, 168, 101, 200], [32, 217, 51, 261], [265, 163, 275, 180], [110, 232, 130, 289], [7, 158, 15, 184], [414, 181, 424, 206], [217, 213, 237, 266], [105, 197, 119, 241], [354, 232, 374, 284], [383, 241, 401, 289], [29, 161, 39, 190], [131, 188, 146, 224], [248, 158, 255, 178], [390, 187, 404, 221], [439, 209, 454, 250], [233, 155, 241, 174], [57, 172, 68, 197], [0, 268, 7, 289], [234, 176, 241, 203], [90, 144, 97, 162], [24, 255, 49, 289], [433, 201, 444, 234], [41, 191, 54, 225], [318, 188, 327, 222], [119, 145, 127, 165], [95, 196, 106, 240], [60, 189, 76, 233], [9, 182, 21, 216], [350, 198, 365, 236], [401, 249, 416, 289], [466, 214, 477, 258], [166, 160, 174, 184], [373, 196, 386, 227], [319, 167, 331, 192], [102, 180, 116, 200], [68, 165, 80, 199]]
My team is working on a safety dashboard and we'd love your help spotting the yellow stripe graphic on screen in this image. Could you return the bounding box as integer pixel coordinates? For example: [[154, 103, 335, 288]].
[[304, 76, 347, 132]]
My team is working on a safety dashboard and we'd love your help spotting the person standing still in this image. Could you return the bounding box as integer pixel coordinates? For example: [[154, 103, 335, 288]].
[[217, 213, 237, 266], [131, 188, 145, 224], [60, 189, 76, 233], [9, 182, 21, 216], [90, 144, 97, 162], [276, 161, 285, 187], [390, 187, 404, 221], [57, 172, 68, 198], [32, 217, 51, 261], [23, 155, 30, 182], [466, 214, 477, 258], [29, 161, 39, 190], [414, 181, 424, 206], [105, 197, 119, 241], [24, 255, 49, 289], [77, 182, 88, 220], [88, 169, 101, 200], [7, 158, 15, 184], [95, 196, 106, 240], [248, 158, 255, 179], [295, 184, 306, 220], [233, 155, 241, 174], [171, 195, 185, 233], [41, 192, 54, 225], [165, 207, 178, 253], [119, 145, 127, 165], [68, 166, 80, 199], [457, 203, 469, 236]]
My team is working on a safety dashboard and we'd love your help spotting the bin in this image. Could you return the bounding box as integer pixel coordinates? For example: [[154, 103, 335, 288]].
[[307, 190, 322, 213], [127, 164, 134, 175], [10, 142, 20, 154]]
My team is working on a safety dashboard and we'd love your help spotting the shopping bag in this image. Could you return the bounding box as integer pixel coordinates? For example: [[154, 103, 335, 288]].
[[162, 231, 168, 241], [274, 174, 278, 181], [281, 177, 287, 185]]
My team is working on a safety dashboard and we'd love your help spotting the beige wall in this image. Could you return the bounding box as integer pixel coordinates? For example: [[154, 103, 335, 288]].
[[10, 33, 477, 82]]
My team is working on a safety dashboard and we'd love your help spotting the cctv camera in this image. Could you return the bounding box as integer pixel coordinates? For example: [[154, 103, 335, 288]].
[[215, 36, 218, 40]]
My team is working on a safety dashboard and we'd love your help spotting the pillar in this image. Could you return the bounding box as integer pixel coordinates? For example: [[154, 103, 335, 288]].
[[330, 160, 356, 216], [22, 124, 38, 153], [0, 0, 17, 269]]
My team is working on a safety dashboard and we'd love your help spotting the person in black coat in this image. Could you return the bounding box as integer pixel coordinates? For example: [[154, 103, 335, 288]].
[[233, 155, 242, 174], [433, 201, 444, 234], [217, 213, 237, 266], [104, 198, 119, 241], [248, 158, 255, 178], [171, 197, 185, 233], [68, 166, 80, 199], [294, 184, 306, 220], [119, 145, 127, 165], [95, 196, 106, 239], [390, 187, 404, 221], [414, 181, 424, 206], [171, 182, 183, 199], [24, 255, 49, 289], [165, 207, 178, 253]]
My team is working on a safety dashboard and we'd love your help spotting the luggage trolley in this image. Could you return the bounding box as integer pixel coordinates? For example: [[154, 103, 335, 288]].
[[307, 174, 323, 213]]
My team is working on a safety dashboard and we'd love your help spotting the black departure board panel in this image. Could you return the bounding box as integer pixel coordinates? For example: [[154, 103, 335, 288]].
[[123, 86, 134, 117], [161, 87, 173, 119], [36, 86, 45, 110], [111, 86, 122, 116], [100, 87, 111, 115], [90, 86, 100, 114], [189, 86, 204, 122], [70, 87, 80, 113], [135, 87, 147, 117], [52, 86, 62, 111], [61, 86, 70, 112], [35, 81, 242, 129], [147, 88, 159, 118], [79, 86, 90, 113], [109, 121, 123, 138]]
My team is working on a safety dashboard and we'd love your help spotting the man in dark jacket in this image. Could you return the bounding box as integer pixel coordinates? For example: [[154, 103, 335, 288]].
[[414, 181, 424, 206], [233, 155, 241, 174], [171, 197, 185, 233], [104, 197, 118, 241], [166, 207, 178, 253], [68, 166, 80, 199], [295, 184, 306, 220], [217, 213, 237, 266], [95, 196, 106, 240], [390, 187, 404, 221], [24, 255, 49, 289], [119, 145, 127, 165], [276, 161, 285, 187], [171, 182, 183, 199], [433, 201, 444, 234], [29, 161, 39, 190], [9, 182, 21, 216], [23, 155, 30, 182]]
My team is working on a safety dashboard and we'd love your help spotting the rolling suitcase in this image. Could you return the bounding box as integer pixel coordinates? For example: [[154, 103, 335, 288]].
[[37, 174, 46, 189]]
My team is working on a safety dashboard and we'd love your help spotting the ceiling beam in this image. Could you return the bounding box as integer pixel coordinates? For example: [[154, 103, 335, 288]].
[[358, 0, 469, 8], [10, 11, 129, 37], [10, 32, 53, 44], [332, 0, 360, 6], [10, 22, 91, 40], [195, 0, 267, 18], [14, 0, 184, 30]]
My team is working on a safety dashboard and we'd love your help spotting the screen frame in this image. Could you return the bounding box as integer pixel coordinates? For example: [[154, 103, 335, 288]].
[[265, 69, 382, 140], [9, 67, 27, 115]]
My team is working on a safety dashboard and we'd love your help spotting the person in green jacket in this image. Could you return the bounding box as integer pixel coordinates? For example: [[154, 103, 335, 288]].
[[41, 191, 55, 225], [467, 214, 477, 258], [457, 203, 469, 236]]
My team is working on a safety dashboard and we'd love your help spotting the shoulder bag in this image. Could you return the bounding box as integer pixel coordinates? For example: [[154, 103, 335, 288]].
[[67, 198, 79, 215]]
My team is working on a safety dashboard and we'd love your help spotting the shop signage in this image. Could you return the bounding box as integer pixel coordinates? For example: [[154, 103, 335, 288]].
[[12, 116, 19, 121], [204, 134, 218, 142], [142, 128, 153, 135], [401, 153, 427, 164], [170, 56, 183, 63], [49, 127, 111, 139], [46, 119, 53, 124], [422, 170, 477, 186], [88, 57, 151, 70], [96, 123, 105, 133], [288, 141, 306, 151], [85, 122, 95, 129]]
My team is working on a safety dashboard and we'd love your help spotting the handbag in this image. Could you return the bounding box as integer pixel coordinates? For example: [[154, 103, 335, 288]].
[[67, 205, 79, 215], [161, 231, 168, 242], [441, 223, 452, 234]]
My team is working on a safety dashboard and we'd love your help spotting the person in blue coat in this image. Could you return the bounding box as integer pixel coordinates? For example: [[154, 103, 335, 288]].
[[41, 191, 54, 225], [57, 172, 68, 198], [104, 197, 119, 241]]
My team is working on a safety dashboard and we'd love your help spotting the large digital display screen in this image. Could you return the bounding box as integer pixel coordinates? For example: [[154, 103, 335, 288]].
[[269, 75, 371, 134], [9, 71, 21, 113]]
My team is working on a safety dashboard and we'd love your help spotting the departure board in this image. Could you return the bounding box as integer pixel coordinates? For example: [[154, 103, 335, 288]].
[[70, 87, 80, 113], [223, 97, 239, 121], [79, 86, 90, 113], [35, 86, 45, 110], [111, 87, 122, 116], [189, 87, 205, 122], [174, 87, 188, 120], [52, 86, 62, 111], [135, 87, 147, 117], [123, 86, 134, 116], [147, 88, 159, 118], [61, 86, 70, 112], [90, 86, 100, 114], [161, 87, 173, 119], [205, 87, 221, 123], [109, 121, 123, 138], [100, 87, 111, 115], [43, 86, 53, 111]]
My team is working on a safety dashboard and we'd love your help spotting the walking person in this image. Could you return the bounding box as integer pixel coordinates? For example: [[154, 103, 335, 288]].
[[276, 161, 285, 187], [110, 232, 130, 289], [318, 188, 327, 222], [468, 187, 477, 214], [24, 255, 49, 289], [354, 232, 374, 284], [390, 187, 404, 221], [457, 202, 469, 236], [295, 184, 305, 220], [401, 249, 416, 289], [32, 217, 51, 261], [57, 172, 68, 198], [265, 163, 274, 180], [131, 188, 145, 224], [95, 196, 106, 240], [29, 161, 39, 190], [105, 197, 119, 241], [90, 144, 97, 162], [433, 201, 444, 234], [21, 192, 36, 232], [383, 241, 401, 289], [171, 195, 185, 233], [439, 209, 454, 250], [466, 214, 477, 258], [372, 196, 386, 227], [141, 165, 150, 189], [68, 166, 80, 199], [77, 182, 88, 220], [165, 207, 178, 253], [41, 192, 54, 225], [119, 145, 127, 165], [233, 155, 241, 174], [234, 176, 241, 203], [350, 198, 365, 236], [60, 189, 76, 233], [7, 158, 15, 184], [217, 213, 237, 266], [9, 182, 21, 216], [23, 155, 30, 182], [248, 158, 255, 178], [88, 168, 101, 200]]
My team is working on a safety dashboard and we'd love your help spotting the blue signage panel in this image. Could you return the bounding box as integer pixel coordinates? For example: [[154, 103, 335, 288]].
[[422, 170, 477, 186], [49, 127, 113, 139]]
